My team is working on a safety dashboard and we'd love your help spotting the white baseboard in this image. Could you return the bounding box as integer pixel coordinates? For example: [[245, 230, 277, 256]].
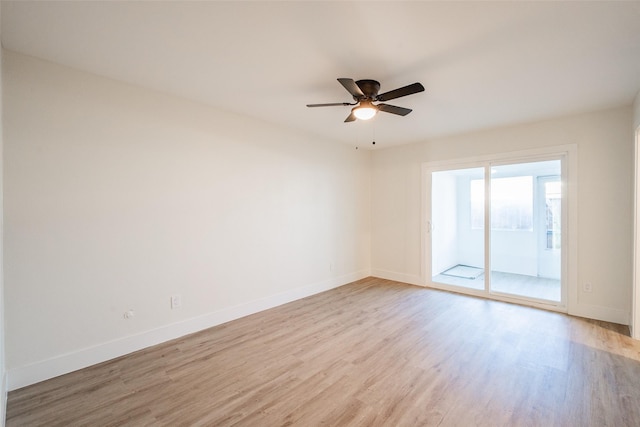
[[7, 270, 369, 391], [569, 303, 630, 326], [370, 269, 424, 287], [1, 371, 6, 427], [633, 325, 640, 340]]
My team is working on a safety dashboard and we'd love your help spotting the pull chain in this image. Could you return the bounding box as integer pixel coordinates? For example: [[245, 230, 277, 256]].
[[372, 118, 376, 146]]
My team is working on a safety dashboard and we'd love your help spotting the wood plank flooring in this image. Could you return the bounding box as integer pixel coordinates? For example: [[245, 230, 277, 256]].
[[7, 277, 640, 426], [433, 270, 561, 302]]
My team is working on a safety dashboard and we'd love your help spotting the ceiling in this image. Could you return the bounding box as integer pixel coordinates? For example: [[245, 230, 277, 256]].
[[2, 1, 640, 149]]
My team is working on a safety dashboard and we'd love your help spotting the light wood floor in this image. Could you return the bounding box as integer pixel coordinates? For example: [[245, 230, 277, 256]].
[[7, 277, 640, 426]]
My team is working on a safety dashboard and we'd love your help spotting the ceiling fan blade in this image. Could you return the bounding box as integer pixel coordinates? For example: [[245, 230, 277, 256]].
[[306, 102, 353, 107], [376, 82, 425, 102], [377, 103, 413, 116], [344, 111, 357, 122], [338, 78, 365, 98]]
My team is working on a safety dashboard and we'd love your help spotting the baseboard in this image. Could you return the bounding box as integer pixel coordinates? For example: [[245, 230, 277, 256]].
[[2, 371, 6, 427], [633, 325, 640, 340], [569, 303, 630, 326], [370, 269, 424, 287], [7, 270, 369, 391]]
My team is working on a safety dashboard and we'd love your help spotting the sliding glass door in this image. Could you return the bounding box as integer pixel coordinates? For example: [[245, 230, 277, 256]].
[[431, 167, 485, 290], [429, 157, 564, 306], [489, 160, 562, 302]]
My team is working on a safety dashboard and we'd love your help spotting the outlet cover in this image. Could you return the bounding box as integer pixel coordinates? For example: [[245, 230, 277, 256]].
[[171, 294, 182, 309]]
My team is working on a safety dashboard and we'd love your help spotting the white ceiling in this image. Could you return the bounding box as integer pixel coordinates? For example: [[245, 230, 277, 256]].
[[2, 1, 640, 149]]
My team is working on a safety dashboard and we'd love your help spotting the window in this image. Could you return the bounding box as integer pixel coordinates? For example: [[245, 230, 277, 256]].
[[471, 176, 533, 230], [545, 180, 561, 249]]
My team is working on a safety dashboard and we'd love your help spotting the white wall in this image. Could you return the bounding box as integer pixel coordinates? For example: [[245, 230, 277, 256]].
[[633, 90, 640, 338], [634, 91, 640, 130], [454, 175, 482, 269], [431, 172, 457, 274], [3, 51, 371, 389], [0, 3, 6, 423], [372, 107, 633, 323]]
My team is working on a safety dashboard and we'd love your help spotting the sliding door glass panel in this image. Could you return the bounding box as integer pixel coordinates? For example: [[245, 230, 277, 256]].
[[537, 176, 561, 279], [432, 167, 485, 290], [489, 160, 561, 302]]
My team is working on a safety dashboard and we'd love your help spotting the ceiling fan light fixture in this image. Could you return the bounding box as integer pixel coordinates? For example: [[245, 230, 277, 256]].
[[353, 102, 377, 120], [307, 78, 425, 123]]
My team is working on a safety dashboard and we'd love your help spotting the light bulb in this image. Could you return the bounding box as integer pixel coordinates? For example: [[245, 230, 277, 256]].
[[353, 102, 377, 120]]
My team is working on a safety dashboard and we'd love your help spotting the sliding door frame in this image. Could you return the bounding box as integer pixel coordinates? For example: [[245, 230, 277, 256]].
[[421, 145, 578, 314]]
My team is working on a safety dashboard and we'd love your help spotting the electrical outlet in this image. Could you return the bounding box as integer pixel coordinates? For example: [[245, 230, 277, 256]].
[[584, 282, 593, 293], [171, 294, 182, 309]]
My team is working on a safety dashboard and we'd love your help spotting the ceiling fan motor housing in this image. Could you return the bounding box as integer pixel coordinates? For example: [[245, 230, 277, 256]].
[[355, 79, 381, 100]]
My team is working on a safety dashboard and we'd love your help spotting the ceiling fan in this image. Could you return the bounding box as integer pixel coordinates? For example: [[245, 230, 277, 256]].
[[307, 78, 425, 122]]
